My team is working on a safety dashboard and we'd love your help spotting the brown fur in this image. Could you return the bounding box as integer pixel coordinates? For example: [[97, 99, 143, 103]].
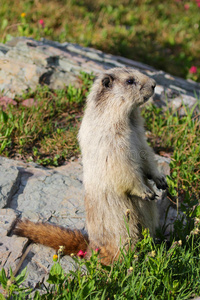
[[14, 219, 88, 254], [14, 68, 167, 265]]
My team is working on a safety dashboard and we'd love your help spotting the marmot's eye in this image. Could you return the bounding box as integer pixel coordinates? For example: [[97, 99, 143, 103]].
[[126, 78, 136, 85]]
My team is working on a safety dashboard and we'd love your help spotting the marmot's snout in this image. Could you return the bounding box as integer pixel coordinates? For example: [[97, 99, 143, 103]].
[[141, 78, 156, 103]]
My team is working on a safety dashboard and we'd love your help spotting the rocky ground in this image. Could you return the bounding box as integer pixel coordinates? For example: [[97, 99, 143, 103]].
[[0, 154, 170, 290], [0, 37, 200, 291], [0, 156, 85, 289]]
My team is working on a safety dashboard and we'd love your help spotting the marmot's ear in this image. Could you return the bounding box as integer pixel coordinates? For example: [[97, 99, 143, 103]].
[[102, 75, 114, 88]]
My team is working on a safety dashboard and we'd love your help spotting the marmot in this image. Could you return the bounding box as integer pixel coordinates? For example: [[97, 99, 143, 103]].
[[14, 67, 167, 265]]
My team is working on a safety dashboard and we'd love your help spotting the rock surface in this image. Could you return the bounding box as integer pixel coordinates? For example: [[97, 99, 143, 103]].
[[0, 165, 20, 208], [0, 37, 200, 114], [0, 154, 172, 290], [0, 37, 199, 293], [0, 156, 85, 289]]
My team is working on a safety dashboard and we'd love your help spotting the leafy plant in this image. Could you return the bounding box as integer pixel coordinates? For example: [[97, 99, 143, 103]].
[[1, 225, 200, 299], [0, 267, 31, 299], [142, 101, 200, 242]]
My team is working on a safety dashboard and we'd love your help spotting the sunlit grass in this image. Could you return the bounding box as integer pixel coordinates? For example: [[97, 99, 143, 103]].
[[0, 77, 200, 299], [0, 0, 200, 81], [0, 73, 94, 166], [1, 227, 200, 299]]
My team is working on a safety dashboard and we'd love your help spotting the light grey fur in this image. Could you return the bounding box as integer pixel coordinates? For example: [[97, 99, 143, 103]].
[[78, 68, 167, 255]]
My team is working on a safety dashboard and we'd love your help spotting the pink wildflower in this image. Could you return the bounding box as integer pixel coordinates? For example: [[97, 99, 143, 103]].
[[189, 66, 197, 74], [95, 248, 100, 253], [184, 4, 189, 10], [39, 19, 45, 28], [0, 96, 17, 111], [77, 250, 87, 258], [197, 2, 200, 7]]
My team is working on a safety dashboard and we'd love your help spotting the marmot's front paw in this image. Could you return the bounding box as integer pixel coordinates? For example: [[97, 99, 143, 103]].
[[141, 187, 156, 201], [153, 174, 168, 190]]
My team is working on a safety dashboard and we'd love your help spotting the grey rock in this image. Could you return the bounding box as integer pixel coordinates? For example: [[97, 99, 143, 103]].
[[155, 155, 171, 177], [0, 208, 18, 236], [9, 159, 85, 230], [0, 156, 86, 288], [0, 37, 199, 114], [0, 162, 20, 208], [155, 155, 171, 231], [0, 235, 28, 273], [19, 244, 75, 289]]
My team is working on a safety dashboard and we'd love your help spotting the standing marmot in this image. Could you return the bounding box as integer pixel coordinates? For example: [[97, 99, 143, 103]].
[[14, 67, 167, 265]]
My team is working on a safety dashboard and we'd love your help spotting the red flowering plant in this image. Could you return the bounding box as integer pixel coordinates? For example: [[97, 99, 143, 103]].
[[184, 3, 190, 10], [196, 0, 200, 8], [77, 250, 87, 258], [39, 19, 45, 28], [187, 65, 200, 81]]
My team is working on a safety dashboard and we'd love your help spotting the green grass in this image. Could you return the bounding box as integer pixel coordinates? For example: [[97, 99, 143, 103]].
[[143, 102, 200, 202], [1, 227, 200, 299], [143, 102, 200, 241], [0, 72, 94, 166], [0, 0, 200, 81], [0, 78, 200, 299]]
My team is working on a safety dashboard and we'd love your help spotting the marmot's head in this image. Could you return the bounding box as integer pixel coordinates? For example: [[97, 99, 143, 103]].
[[88, 68, 156, 115]]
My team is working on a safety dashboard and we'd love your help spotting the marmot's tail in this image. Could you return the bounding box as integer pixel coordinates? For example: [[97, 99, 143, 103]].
[[14, 219, 89, 255]]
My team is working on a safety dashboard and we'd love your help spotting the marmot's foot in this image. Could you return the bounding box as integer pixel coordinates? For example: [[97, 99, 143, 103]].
[[129, 184, 156, 201], [153, 174, 168, 190]]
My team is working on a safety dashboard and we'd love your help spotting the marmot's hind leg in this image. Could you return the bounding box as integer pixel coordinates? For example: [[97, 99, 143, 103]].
[[87, 242, 120, 265]]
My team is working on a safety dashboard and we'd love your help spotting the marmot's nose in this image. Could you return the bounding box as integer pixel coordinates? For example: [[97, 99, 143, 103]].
[[151, 80, 156, 90]]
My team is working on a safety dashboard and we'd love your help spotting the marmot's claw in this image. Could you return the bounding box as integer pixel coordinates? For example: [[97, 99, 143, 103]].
[[154, 175, 168, 190], [143, 188, 156, 201]]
